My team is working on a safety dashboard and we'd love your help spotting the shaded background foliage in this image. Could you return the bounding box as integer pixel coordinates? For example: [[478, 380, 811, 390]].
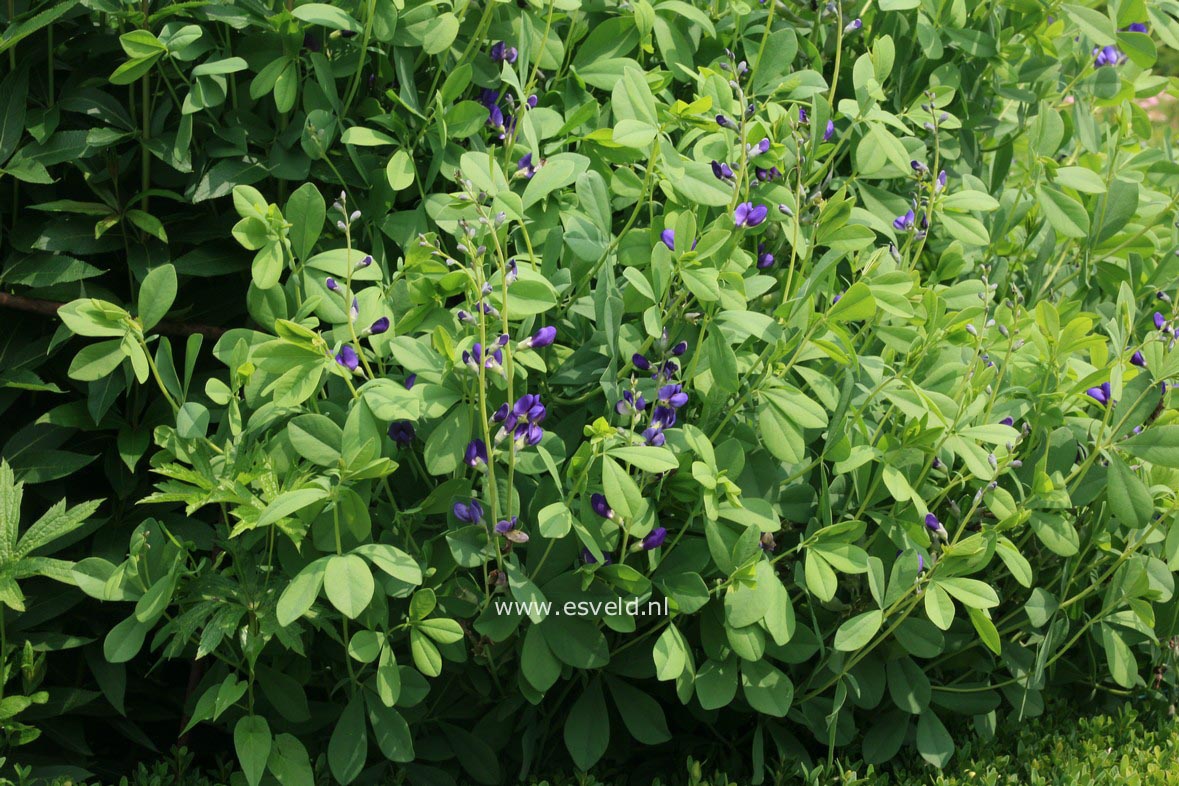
[[2, 0, 1179, 784]]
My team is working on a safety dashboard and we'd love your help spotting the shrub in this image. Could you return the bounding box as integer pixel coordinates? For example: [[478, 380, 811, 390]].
[[2, 0, 1179, 783]]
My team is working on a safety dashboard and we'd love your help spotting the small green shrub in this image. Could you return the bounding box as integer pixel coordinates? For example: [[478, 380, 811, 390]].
[[2, 0, 1179, 783]]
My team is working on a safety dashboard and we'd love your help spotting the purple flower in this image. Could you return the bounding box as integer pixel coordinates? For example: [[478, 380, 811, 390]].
[[405, 374, 417, 389], [716, 114, 732, 128], [893, 209, 915, 231], [526, 94, 538, 108], [335, 345, 359, 372], [844, 17, 862, 33], [367, 317, 390, 336], [388, 420, 415, 445], [832, 291, 843, 304], [632, 353, 651, 371], [517, 153, 537, 178], [1085, 382, 1112, 405], [757, 242, 774, 269], [925, 513, 948, 540], [823, 119, 835, 141], [464, 438, 489, 468], [582, 548, 613, 565], [520, 325, 556, 349], [1154, 312, 1168, 330], [453, 499, 484, 524], [754, 137, 771, 154], [798, 107, 808, 124], [711, 160, 735, 180], [935, 170, 947, 193], [1131, 351, 1146, 367], [911, 160, 928, 174], [1126, 22, 1148, 33], [495, 516, 529, 543], [326, 277, 340, 292], [640, 527, 667, 550], [505, 260, 518, 284], [734, 202, 769, 228], [657, 384, 689, 409], [670, 341, 688, 357], [349, 297, 359, 322], [490, 41, 518, 63], [661, 229, 676, 251], [591, 493, 613, 520], [641, 427, 666, 447], [1093, 45, 1124, 67], [999, 416, 1014, 427], [615, 390, 647, 416]]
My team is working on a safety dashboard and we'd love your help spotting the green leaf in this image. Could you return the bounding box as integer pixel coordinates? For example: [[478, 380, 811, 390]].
[[324, 554, 374, 619], [353, 543, 422, 584], [341, 127, 397, 146], [234, 716, 271, 786], [256, 488, 328, 530], [1123, 426, 1179, 468], [937, 578, 999, 609], [292, 3, 361, 32], [386, 150, 415, 191], [103, 615, 147, 663], [653, 624, 687, 680], [1107, 456, 1153, 529], [285, 182, 325, 261], [607, 446, 680, 473], [328, 693, 367, 784], [834, 609, 883, 651], [916, 710, 954, 768], [277, 558, 328, 626], [740, 660, 793, 717], [267, 734, 313, 786], [137, 264, 177, 331], [1037, 185, 1089, 238], [564, 679, 609, 770], [608, 678, 671, 744], [828, 281, 876, 322]]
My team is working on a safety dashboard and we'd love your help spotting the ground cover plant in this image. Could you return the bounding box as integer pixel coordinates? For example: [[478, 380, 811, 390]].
[[2, 0, 1179, 783]]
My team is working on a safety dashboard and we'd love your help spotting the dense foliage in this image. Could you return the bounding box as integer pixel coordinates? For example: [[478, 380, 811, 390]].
[[2, 0, 1179, 783]]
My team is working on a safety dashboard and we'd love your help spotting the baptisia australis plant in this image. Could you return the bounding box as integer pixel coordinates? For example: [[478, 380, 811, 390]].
[[22, 0, 1179, 784]]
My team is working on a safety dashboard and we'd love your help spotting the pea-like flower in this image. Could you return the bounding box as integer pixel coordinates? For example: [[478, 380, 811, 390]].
[[999, 416, 1014, 427], [464, 439, 489, 469], [326, 277, 340, 292], [335, 345, 359, 372], [893, 209, 916, 231], [1093, 45, 1124, 67], [453, 499, 484, 524], [1085, 382, 1112, 405], [657, 384, 689, 409], [824, 119, 836, 141], [495, 517, 529, 544], [519, 325, 556, 350], [639, 527, 667, 550], [462, 343, 503, 373], [716, 114, 733, 128], [616, 390, 647, 416], [734, 202, 769, 228], [757, 242, 775, 269], [490, 41, 518, 63], [517, 153, 537, 179], [711, 160, 735, 180], [387, 420, 415, 445], [925, 513, 948, 541], [1126, 22, 1148, 33], [1154, 312, 1169, 331], [1131, 351, 1147, 367], [660, 229, 676, 251], [844, 17, 862, 33], [591, 493, 614, 520], [582, 548, 613, 565], [365, 317, 390, 336]]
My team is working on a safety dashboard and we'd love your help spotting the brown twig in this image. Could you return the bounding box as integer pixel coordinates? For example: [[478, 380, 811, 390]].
[[0, 291, 228, 339]]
